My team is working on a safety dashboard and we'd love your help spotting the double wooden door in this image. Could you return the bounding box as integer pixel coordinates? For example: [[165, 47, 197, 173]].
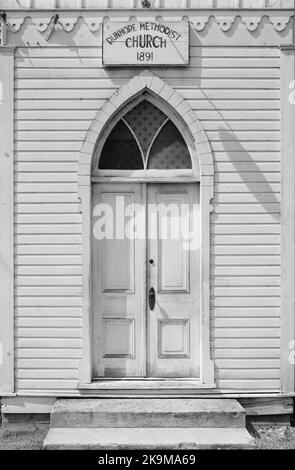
[[92, 183, 200, 378]]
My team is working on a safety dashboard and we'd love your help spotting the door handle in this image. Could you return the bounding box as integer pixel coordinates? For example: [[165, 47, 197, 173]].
[[149, 287, 156, 311]]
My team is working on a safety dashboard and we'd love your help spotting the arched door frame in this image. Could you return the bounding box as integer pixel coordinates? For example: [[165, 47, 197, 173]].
[[91, 91, 198, 178], [78, 70, 215, 387]]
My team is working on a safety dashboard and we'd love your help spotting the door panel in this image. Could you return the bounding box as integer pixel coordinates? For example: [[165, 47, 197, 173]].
[[102, 192, 135, 293], [92, 184, 145, 377], [147, 184, 200, 378]]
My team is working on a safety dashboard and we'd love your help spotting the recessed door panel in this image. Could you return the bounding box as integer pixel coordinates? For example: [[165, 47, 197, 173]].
[[159, 320, 190, 358], [156, 193, 190, 293], [103, 319, 135, 358], [101, 192, 135, 293]]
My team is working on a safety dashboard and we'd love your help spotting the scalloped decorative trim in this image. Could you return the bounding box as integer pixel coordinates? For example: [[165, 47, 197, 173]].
[[2, 12, 294, 36]]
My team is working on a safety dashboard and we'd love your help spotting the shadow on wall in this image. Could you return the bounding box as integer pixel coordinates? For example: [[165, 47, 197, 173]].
[[218, 129, 280, 221]]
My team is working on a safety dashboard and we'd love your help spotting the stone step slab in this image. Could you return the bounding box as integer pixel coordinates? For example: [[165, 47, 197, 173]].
[[44, 427, 253, 450], [50, 398, 246, 428]]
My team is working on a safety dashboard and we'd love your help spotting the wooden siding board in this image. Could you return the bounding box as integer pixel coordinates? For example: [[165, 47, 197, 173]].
[[14, 45, 281, 393]]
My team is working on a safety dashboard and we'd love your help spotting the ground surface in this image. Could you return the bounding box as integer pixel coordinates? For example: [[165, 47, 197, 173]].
[[0, 425, 295, 450], [253, 425, 295, 449], [0, 429, 46, 450]]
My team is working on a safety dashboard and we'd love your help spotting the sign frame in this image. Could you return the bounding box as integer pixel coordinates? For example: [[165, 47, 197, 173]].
[[102, 20, 190, 67]]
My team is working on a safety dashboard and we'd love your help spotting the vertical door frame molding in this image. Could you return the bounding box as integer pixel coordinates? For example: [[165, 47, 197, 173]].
[[0, 46, 15, 395], [78, 70, 215, 387], [281, 44, 295, 394]]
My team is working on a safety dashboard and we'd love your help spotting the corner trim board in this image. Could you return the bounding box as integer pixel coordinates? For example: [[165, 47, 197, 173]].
[[0, 46, 15, 395], [281, 45, 295, 394]]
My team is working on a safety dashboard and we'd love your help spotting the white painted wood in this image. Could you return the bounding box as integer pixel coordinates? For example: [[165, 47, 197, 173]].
[[103, 20, 189, 66], [76, 71, 215, 388], [13, 39, 283, 393], [15, 57, 280, 70], [147, 184, 200, 377], [2, 397, 55, 414], [0, 47, 15, 395], [280, 45, 295, 394], [91, 183, 201, 379], [92, 184, 145, 377], [6, 16, 294, 49], [1, 0, 291, 9], [14, 68, 281, 80]]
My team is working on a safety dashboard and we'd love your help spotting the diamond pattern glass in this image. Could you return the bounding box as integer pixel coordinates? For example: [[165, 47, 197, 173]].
[[99, 120, 143, 170], [98, 99, 192, 171], [147, 121, 192, 170], [124, 100, 167, 159]]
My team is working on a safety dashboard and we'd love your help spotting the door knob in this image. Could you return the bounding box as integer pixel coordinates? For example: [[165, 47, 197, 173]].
[[149, 287, 156, 311]]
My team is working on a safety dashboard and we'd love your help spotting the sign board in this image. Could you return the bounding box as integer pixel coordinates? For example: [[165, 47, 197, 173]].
[[103, 20, 189, 67]]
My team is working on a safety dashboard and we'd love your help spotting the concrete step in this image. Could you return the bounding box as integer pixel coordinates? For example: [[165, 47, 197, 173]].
[[43, 427, 253, 450], [50, 398, 245, 428]]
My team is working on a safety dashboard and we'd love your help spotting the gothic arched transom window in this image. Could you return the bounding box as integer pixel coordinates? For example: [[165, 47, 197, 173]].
[[98, 100, 192, 170]]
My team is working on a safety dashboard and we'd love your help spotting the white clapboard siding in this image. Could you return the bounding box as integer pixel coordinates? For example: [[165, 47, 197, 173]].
[[16, 286, 82, 295], [16, 266, 82, 275], [14, 45, 281, 393], [17, 328, 81, 338], [16, 297, 83, 307], [16, 338, 82, 348], [16, 307, 82, 316], [16, 369, 79, 379], [214, 194, 281, 203], [16, 183, 78, 193], [213, 328, 280, 338], [16, 162, 79, 171], [16, 380, 79, 390], [14, 67, 280, 79], [15, 193, 80, 203], [15, 206, 80, 215], [212, 298, 280, 307], [17, 277, 82, 286], [215, 350, 280, 359], [212, 224, 280, 234], [16, 235, 81, 244], [213, 318, 280, 328], [217, 380, 280, 390], [212, 247, 280, 255], [213, 206, 280, 215], [15, 78, 279, 90], [212, 276, 280, 286], [16, 317, 82, 327], [14, 57, 279, 69], [17, 120, 280, 132], [15, 110, 280, 123], [16, 89, 280, 101], [213, 307, 280, 317], [214, 338, 280, 348], [16, 349, 82, 358], [215, 183, 280, 193], [16, 225, 81, 235], [16, 359, 80, 369]]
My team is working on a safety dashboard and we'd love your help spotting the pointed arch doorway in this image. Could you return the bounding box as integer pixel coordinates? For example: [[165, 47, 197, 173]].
[[78, 72, 215, 388]]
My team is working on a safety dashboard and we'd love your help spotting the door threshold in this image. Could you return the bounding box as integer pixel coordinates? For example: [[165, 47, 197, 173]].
[[78, 379, 217, 391]]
